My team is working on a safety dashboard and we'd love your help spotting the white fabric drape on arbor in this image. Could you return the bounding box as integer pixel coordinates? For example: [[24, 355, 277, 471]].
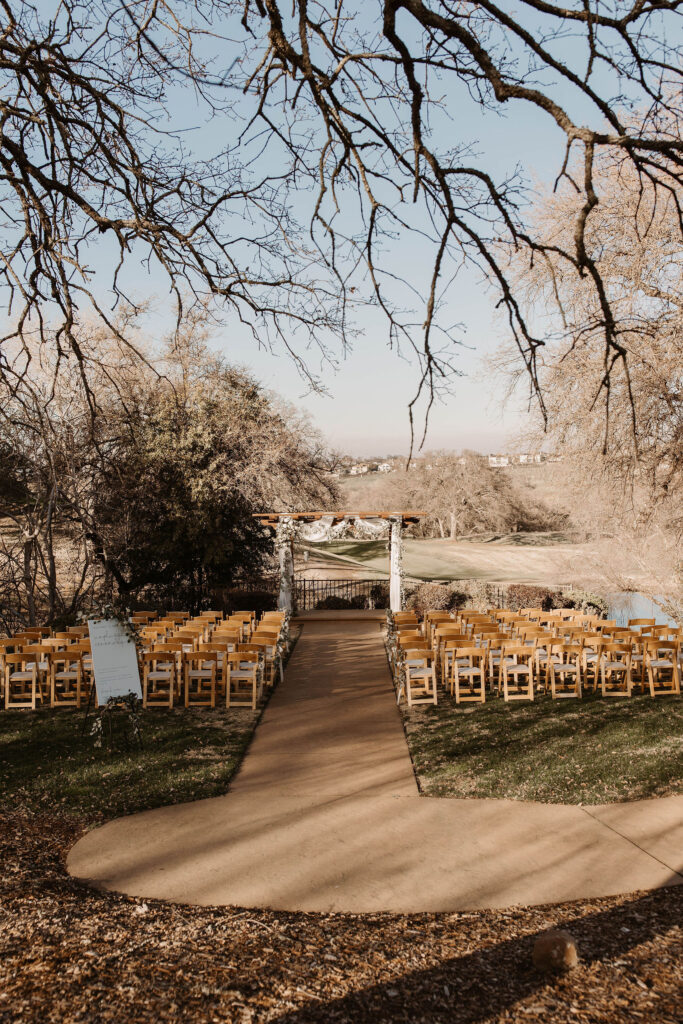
[[275, 515, 403, 613]]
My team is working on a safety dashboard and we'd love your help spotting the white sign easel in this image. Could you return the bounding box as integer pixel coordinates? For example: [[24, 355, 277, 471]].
[[88, 618, 142, 702]]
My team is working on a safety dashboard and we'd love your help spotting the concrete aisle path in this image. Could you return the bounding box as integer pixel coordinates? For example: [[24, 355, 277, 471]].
[[68, 615, 683, 912]]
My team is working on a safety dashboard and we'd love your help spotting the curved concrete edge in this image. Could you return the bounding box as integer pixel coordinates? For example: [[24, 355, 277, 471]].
[[66, 791, 683, 914]]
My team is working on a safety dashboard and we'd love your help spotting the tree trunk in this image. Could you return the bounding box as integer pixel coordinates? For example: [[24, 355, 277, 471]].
[[435, 517, 445, 539], [44, 488, 58, 622], [449, 512, 458, 541], [22, 536, 37, 625]]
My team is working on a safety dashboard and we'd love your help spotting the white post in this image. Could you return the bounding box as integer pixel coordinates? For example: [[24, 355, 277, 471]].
[[389, 517, 403, 612], [276, 519, 295, 614]]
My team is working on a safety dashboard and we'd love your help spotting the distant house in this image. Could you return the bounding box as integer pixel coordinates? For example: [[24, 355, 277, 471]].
[[377, 462, 392, 473], [488, 454, 510, 467], [518, 450, 548, 462], [517, 452, 546, 465], [349, 463, 369, 475]]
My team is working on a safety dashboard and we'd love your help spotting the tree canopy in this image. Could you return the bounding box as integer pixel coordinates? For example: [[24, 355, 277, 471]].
[[504, 145, 682, 523], [1, 1, 681, 438], [361, 451, 556, 539], [0, 320, 337, 626]]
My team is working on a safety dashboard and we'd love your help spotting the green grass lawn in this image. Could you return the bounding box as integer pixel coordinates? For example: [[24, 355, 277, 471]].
[[402, 693, 683, 804], [306, 535, 578, 582], [0, 706, 260, 822]]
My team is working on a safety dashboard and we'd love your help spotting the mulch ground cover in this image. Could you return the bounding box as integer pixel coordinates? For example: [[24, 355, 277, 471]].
[[1, 809, 681, 1024]]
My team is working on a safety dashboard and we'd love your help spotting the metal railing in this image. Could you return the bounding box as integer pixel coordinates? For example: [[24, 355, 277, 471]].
[[293, 577, 389, 611]]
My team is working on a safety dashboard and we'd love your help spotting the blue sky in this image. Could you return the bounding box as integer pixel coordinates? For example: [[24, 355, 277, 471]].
[[121, 71, 575, 456], [138, 83, 570, 456]]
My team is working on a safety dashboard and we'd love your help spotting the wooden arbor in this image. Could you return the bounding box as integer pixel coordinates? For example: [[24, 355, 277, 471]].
[[253, 512, 424, 613]]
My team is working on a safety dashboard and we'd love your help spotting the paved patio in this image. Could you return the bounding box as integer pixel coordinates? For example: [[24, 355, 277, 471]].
[[68, 614, 683, 912]]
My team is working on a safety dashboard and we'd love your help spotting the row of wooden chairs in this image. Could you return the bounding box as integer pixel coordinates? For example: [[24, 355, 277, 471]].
[[1, 610, 288, 712], [1, 625, 94, 710], [389, 608, 681, 706], [140, 609, 287, 709]]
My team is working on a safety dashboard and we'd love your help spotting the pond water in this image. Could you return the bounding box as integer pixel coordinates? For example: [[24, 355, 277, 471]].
[[604, 591, 677, 627]]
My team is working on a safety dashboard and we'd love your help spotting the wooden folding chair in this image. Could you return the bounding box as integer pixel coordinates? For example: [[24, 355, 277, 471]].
[[404, 649, 437, 707], [504, 616, 531, 638], [247, 636, 282, 685], [152, 640, 184, 700], [230, 612, 256, 638], [393, 643, 420, 702], [424, 611, 453, 642], [394, 611, 419, 624], [548, 643, 582, 699], [19, 643, 50, 703], [453, 607, 481, 624], [4, 653, 41, 709], [470, 622, 500, 641], [492, 610, 517, 626], [14, 627, 51, 641], [67, 625, 90, 638], [226, 652, 262, 708], [165, 611, 190, 624], [394, 635, 427, 674], [396, 622, 421, 636], [131, 611, 158, 625], [556, 608, 579, 620], [183, 651, 218, 708], [140, 625, 169, 645], [600, 642, 632, 698], [500, 645, 535, 701], [173, 626, 206, 649], [439, 636, 470, 690], [434, 625, 466, 653], [209, 630, 241, 655], [644, 640, 681, 697], [68, 640, 96, 706], [516, 630, 552, 688], [49, 650, 83, 707], [459, 613, 491, 636], [451, 646, 486, 704], [259, 612, 286, 632], [0, 638, 21, 702], [555, 623, 586, 643], [519, 607, 544, 622], [537, 612, 563, 628], [580, 634, 604, 692], [484, 633, 510, 694], [142, 651, 176, 708], [196, 611, 224, 625], [196, 643, 229, 697], [224, 617, 251, 642]]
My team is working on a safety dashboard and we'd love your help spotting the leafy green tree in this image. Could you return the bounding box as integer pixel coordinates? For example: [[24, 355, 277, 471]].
[[0, 320, 337, 621]]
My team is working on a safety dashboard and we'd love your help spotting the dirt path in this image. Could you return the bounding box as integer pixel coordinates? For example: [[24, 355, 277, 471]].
[[68, 614, 682, 912]]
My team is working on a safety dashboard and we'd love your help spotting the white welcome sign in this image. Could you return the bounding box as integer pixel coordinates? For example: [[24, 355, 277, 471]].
[[88, 618, 142, 702]]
